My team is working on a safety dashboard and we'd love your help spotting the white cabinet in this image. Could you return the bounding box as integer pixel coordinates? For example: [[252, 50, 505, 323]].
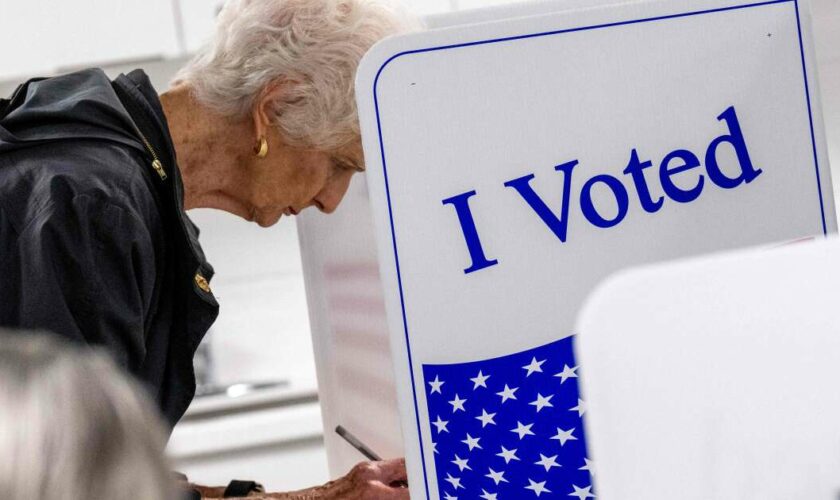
[[0, 0, 180, 80]]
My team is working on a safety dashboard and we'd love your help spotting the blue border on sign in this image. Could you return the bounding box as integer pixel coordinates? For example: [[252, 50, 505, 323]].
[[371, 0, 824, 496]]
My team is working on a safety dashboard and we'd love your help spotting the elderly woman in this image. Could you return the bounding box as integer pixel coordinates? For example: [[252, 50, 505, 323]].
[[0, 0, 414, 498]]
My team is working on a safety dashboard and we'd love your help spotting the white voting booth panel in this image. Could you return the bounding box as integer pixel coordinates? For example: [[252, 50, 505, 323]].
[[356, 0, 834, 498], [298, 176, 406, 475], [576, 239, 840, 500]]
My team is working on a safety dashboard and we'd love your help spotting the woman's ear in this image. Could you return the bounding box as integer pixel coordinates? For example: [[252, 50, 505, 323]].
[[251, 81, 292, 139]]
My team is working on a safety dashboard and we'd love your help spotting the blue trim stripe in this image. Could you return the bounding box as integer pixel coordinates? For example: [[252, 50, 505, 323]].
[[373, 75, 432, 499], [373, 0, 793, 72], [371, 0, 825, 496]]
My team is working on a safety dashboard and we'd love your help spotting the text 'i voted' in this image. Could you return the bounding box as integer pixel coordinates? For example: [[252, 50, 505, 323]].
[[442, 106, 762, 274]]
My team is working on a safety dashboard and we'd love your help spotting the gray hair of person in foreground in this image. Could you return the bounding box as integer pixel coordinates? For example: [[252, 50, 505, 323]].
[[0, 331, 177, 500]]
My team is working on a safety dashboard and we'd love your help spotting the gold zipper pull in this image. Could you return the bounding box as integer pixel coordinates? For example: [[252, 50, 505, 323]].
[[151, 159, 167, 180], [194, 273, 211, 293]]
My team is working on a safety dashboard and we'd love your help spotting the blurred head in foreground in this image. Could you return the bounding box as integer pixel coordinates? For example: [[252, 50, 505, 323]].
[[0, 331, 177, 500]]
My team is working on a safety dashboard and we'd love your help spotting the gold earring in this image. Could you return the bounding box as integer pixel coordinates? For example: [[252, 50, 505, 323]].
[[255, 136, 268, 158]]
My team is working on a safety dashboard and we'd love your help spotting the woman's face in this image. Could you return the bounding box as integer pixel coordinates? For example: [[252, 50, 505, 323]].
[[243, 133, 364, 227]]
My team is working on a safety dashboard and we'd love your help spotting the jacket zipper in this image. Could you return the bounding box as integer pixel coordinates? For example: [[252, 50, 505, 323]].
[[118, 91, 215, 298], [134, 127, 168, 181]]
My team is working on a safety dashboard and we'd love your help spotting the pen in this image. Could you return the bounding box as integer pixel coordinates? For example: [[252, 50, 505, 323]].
[[335, 425, 382, 461]]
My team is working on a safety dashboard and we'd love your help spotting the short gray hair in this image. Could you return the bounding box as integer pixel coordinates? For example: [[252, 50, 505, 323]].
[[174, 0, 419, 151], [0, 331, 177, 500]]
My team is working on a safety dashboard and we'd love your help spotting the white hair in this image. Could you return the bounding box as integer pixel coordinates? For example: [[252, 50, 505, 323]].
[[0, 331, 178, 500], [174, 0, 419, 151]]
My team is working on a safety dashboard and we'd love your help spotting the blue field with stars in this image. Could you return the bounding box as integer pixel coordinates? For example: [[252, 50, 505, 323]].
[[422, 335, 595, 499]]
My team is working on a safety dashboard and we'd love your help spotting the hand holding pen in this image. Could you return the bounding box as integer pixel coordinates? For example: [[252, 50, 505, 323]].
[[335, 425, 410, 491]]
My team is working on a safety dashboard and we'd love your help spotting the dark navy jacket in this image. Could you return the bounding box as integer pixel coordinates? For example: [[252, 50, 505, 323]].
[[0, 69, 219, 429]]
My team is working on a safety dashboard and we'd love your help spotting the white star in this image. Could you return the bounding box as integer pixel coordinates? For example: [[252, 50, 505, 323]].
[[529, 393, 554, 412], [443, 494, 458, 500], [432, 415, 449, 434], [443, 473, 463, 490], [579, 457, 595, 477], [476, 409, 497, 427], [568, 484, 596, 499], [525, 479, 552, 497], [554, 364, 579, 384], [550, 427, 577, 446], [485, 468, 508, 485], [569, 398, 587, 417], [428, 375, 445, 394], [496, 384, 519, 403], [451, 454, 471, 472], [448, 394, 467, 413], [462, 433, 482, 451], [511, 421, 535, 439], [432, 441, 439, 454], [497, 446, 520, 464], [470, 370, 490, 389], [522, 357, 546, 376], [534, 453, 561, 472], [479, 489, 498, 500]]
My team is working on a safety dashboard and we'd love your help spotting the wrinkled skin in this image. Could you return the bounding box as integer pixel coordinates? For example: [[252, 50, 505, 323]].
[[195, 458, 410, 499]]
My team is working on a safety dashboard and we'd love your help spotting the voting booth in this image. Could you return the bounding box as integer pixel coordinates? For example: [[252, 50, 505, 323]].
[[297, 0, 625, 477], [353, 0, 835, 498], [576, 239, 840, 499]]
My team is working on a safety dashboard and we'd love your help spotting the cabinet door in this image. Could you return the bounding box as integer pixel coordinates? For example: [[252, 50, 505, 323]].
[[0, 0, 179, 81]]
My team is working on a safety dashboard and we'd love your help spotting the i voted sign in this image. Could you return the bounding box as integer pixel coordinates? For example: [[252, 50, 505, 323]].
[[356, 0, 835, 498], [445, 106, 762, 274]]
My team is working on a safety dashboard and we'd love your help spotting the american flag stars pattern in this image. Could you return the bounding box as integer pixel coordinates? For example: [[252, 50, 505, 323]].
[[423, 336, 595, 499]]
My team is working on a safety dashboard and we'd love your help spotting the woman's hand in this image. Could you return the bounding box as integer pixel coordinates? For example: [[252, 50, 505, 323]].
[[212, 458, 409, 500], [295, 458, 409, 499]]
